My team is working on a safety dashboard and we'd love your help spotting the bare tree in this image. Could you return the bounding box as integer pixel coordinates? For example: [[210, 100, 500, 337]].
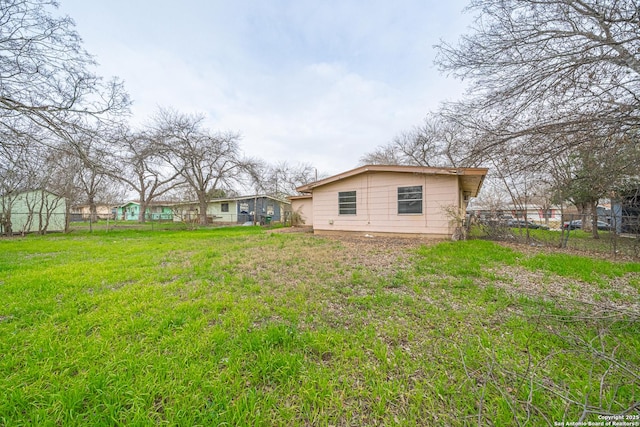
[[482, 146, 542, 235], [0, 129, 77, 235], [109, 129, 184, 222], [360, 114, 482, 167], [0, 0, 129, 152], [527, 182, 561, 228], [241, 158, 268, 225], [435, 0, 640, 161], [0, 133, 42, 234], [432, 0, 640, 239], [555, 135, 640, 237], [152, 108, 244, 226], [359, 144, 405, 166], [43, 144, 85, 231], [471, 179, 510, 213], [262, 161, 318, 198], [57, 131, 122, 224], [0, 0, 129, 234]]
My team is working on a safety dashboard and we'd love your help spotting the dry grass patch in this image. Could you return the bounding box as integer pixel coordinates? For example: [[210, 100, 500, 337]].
[[491, 266, 640, 313]]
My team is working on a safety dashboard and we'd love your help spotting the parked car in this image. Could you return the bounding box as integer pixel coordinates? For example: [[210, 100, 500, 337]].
[[506, 219, 549, 229], [563, 220, 581, 230], [563, 219, 611, 230]]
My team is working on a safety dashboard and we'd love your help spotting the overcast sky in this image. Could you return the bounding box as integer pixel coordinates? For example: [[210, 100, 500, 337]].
[[59, 0, 473, 176]]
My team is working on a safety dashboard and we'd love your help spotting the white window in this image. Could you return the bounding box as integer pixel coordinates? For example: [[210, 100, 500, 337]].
[[398, 186, 423, 214], [338, 191, 356, 215]]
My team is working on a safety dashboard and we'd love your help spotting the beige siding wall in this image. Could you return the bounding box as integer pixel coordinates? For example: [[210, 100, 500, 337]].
[[172, 201, 238, 223], [75, 205, 112, 217], [207, 201, 238, 222], [291, 197, 313, 226], [312, 172, 460, 235]]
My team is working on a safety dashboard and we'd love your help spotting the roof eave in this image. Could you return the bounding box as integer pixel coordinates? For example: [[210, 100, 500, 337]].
[[296, 165, 489, 193]]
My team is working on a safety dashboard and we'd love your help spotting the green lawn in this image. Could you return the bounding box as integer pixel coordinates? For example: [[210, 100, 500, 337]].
[[1, 228, 638, 425], [473, 224, 640, 258]]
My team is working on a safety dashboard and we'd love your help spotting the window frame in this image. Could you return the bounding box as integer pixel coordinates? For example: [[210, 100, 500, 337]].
[[397, 185, 423, 215], [338, 191, 357, 215], [221, 202, 229, 213]]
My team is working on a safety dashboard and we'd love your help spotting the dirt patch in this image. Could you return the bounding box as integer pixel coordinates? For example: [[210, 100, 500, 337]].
[[231, 232, 640, 318], [485, 240, 640, 314], [323, 235, 431, 271], [324, 236, 640, 315], [230, 233, 428, 287]]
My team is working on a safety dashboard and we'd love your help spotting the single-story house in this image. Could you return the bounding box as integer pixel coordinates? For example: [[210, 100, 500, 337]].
[[0, 189, 67, 234], [70, 203, 115, 221], [115, 201, 174, 221], [291, 164, 488, 238], [173, 195, 290, 224]]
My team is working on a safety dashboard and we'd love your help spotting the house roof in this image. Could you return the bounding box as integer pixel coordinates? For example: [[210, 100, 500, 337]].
[[172, 194, 291, 207], [221, 195, 290, 204], [289, 194, 313, 201], [115, 201, 175, 208], [1, 188, 63, 198], [296, 165, 489, 197]]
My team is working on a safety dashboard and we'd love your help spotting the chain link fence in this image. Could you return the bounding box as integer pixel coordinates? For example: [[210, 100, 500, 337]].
[[470, 213, 640, 259], [1, 212, 289, 236], [0, 212, 195, 235]]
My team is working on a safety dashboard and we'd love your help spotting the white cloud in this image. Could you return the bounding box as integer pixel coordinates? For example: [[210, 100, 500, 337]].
[[61, 0, 472, 176], [207, 61, 441, 174]]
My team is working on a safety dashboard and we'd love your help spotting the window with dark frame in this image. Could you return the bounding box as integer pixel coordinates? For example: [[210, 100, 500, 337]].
[[338, 191, 357, 215], [398, 186, 423, 214], [221, 203, 229, 212]]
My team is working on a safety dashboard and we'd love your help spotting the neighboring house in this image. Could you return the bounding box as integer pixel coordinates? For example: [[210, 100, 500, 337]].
[[115, 202, 141, 221], [70, 204, 114, 221], [115, 201, 174, 221], [292, 165, 488, 238], [173, 195, 290, 224], [145, 203, 174, 221], [0, 189, 67, 235]]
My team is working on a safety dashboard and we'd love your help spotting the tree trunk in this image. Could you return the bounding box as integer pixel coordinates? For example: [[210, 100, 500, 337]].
[[4, 212, 12, 235], [198, 194, 208, 226], [591, 200, 600, 239], [37, 190, 46, 235], [139, 201, 147, 223], [578, 202, 592, 233], [64, 199, 71, 233], [88, 195, 98, 223]]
